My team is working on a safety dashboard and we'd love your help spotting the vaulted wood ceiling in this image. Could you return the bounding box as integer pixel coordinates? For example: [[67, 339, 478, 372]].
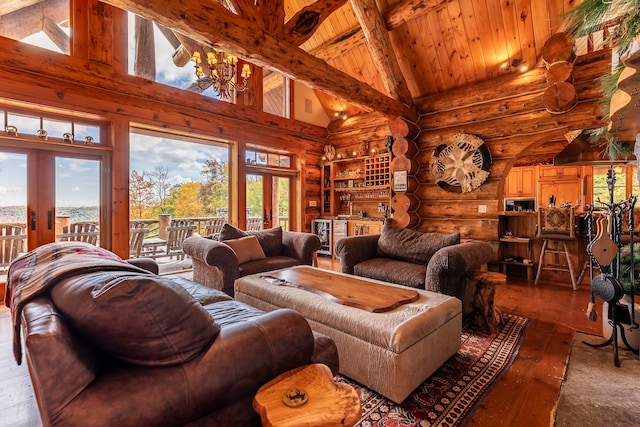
[[0, 0, 581, 120]]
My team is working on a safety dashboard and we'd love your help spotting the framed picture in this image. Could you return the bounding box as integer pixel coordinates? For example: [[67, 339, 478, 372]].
[[393, 170, 407, 192]]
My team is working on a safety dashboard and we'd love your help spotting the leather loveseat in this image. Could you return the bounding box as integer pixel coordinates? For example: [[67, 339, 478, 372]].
[[7, 242, 337, 427], [334, 219, 494, 315], [183, 224, 320, 297]]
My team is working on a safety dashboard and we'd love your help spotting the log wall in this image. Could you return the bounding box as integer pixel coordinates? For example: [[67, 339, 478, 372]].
[[327, 50, 611, 259], [414, 49, 610, 246]]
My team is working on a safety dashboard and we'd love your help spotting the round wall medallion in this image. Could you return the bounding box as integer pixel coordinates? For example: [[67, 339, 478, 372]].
[[429, 133, 492, 193]]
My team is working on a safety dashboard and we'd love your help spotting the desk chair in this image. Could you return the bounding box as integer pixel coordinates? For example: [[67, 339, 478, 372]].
[[534, 207, 578, 290]]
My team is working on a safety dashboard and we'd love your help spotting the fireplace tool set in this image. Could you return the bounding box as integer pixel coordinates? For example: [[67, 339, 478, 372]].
[[583, 166, 639, 366]]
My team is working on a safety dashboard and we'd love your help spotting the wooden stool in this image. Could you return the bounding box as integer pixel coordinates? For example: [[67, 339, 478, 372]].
[[471, 271, 506, 335], [253, 364, 361, 427]]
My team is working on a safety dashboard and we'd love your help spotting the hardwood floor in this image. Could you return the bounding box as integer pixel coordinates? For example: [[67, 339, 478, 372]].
[[0, 257, 604, 427]]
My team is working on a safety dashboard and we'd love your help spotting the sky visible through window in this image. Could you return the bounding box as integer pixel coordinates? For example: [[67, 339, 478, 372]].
[[1, 19, 230, 217]]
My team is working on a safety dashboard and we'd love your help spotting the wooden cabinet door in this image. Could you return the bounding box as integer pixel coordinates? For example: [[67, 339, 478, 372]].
[[520, 167, 536, 197], [505, 167, 535, 198], [504, 169, 520, 197]]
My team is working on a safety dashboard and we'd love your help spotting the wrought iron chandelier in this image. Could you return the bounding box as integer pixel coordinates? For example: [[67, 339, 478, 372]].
[[191, 50, 252, 99]]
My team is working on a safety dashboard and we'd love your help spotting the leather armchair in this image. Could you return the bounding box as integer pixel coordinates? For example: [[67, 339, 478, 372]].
[[183, 231, 320, 297], [335, 229, 494, 315]]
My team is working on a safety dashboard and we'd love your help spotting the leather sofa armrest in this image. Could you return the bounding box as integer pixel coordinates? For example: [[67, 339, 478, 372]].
[[22, 298, 100, 419], [334, 234, 380, 274], [425, 240, 495, 299], [185, 308, 315, 411], [282, 231, 321, 264], [183, 236, 239, 296], [126, 257, 159, 274]]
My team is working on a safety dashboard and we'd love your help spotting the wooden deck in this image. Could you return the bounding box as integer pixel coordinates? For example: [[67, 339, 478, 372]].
[[0, 256, 603, 426]]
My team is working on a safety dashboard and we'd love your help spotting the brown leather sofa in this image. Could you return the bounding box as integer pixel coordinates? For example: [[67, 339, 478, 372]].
[[14, 250, 337, 427], [334, 219, 494, 315], [183, 224, 320, 297]]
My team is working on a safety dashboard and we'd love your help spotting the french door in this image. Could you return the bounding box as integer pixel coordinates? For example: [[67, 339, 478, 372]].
[[246, 173, 292, 230], [0, 147, 105, 258]]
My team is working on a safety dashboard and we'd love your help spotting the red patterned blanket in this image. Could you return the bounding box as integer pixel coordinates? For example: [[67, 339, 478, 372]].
[[6, 242, 149, 364]]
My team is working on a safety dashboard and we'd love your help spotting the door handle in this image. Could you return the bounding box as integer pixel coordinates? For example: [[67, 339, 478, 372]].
[[30, 210, 36, 230], [263, 209, 268, 225], [47, 210, 53, 230]]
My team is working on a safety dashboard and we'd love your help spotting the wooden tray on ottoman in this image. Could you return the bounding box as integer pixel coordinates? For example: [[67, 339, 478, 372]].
[[262, 266, 419, 312]]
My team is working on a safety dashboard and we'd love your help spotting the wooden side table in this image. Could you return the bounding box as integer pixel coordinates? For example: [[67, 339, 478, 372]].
[[471, 271, 506, 335], [253, 364, 361, 427]]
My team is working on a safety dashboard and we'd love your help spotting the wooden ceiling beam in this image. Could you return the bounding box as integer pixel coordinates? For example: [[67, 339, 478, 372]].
[[133, 15, 156, 80], [311, 0, 452, 61], [42, 17, 69, 54], [227, 0, 264, 28], [100, 0, 414, 119], [0, 0, 67, 41], [259, 0, 285, 39], [349, 0, 413, 106], [284, 0, 347, 46]]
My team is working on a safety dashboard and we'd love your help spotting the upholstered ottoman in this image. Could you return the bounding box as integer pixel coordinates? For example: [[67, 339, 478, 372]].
[[235, 266, 462, 403]]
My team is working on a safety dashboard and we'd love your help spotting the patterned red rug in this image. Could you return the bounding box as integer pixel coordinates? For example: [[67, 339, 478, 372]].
[[337, 313, 529, 427]]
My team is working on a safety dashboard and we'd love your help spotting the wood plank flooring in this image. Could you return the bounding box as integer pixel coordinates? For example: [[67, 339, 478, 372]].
[[0, 257, 605, 426]]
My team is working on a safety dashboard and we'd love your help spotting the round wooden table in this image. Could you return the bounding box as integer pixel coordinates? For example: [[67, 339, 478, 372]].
[[253, 364, 361, 427]]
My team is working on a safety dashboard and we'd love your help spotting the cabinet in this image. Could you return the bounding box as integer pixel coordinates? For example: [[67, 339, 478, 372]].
[[347, 219, 383, 236], [504, 166, 535, 198], [538, 165, 581, 180], [324, 153, 392, 218], [538, 166, 583, 208], [498, 212, 537, 280], [321, 163, 336, 216]]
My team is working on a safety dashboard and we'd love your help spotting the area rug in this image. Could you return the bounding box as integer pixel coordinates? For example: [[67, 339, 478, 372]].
[[336, 313, 529, 427], [554, 332, 640, 427]]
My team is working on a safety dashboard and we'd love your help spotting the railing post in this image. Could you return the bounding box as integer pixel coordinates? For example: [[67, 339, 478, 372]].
[[158, 214, 171, 240], [56, 215, 71, 234]]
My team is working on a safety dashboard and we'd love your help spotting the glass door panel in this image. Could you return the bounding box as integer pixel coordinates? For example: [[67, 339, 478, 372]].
[[0, 151, 28, 281], [272, 176, 290, 231], [55, 156, 101, 245], [246, 173, 292, 231], [246, 174, 264, 230]]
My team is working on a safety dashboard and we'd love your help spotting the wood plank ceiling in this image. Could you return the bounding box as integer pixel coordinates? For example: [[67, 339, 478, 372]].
[[287, 0, 578, 116], [0, 0, 581, 119]]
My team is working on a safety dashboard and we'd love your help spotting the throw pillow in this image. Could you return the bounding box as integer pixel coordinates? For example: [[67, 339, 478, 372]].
[[224, 235, 267, 264], [377, 219, 460, 265], [219, 223, 283, 257], [51, 272, 220, 366]]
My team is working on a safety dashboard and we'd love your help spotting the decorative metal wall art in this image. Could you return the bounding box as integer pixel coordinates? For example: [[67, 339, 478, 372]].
[[429, 132, 492, 193]]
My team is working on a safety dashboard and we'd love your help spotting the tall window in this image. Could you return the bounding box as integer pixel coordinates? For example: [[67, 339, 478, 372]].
[[129, 128, 231, 222], [593, 165, 629, 204], [0, 1, 71, 55], [263, 70, 290, 118]]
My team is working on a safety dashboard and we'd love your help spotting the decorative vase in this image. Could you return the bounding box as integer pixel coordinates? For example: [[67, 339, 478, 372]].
[[602, 294, 640, 351]]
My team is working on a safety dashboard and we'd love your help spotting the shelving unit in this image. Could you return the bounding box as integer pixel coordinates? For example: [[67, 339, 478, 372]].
[[322, 153, 391, 217], [498, 212, 537, 281]]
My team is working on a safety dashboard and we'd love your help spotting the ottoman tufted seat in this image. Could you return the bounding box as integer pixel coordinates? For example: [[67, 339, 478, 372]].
[[235, 266, 462, 403]]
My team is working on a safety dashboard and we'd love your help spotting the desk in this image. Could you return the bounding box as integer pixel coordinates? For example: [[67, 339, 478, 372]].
[[141, 238, 166, 258]]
